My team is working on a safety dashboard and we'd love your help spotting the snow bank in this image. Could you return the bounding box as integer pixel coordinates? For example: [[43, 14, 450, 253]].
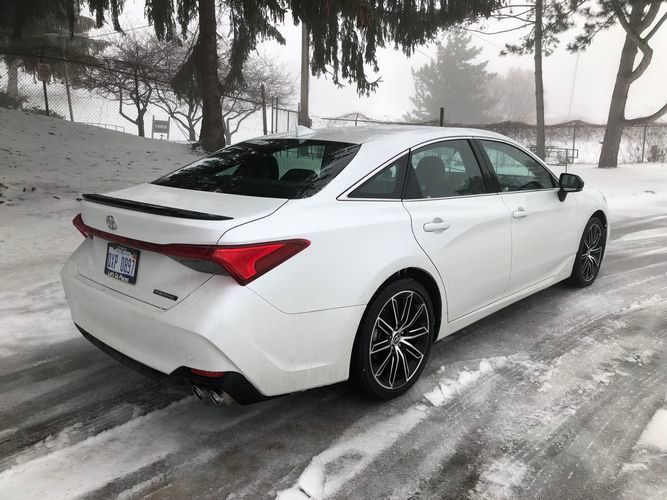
[[424, 357, 508, 407], [637, 409, 667, 452], [0, 108, 198, 352]]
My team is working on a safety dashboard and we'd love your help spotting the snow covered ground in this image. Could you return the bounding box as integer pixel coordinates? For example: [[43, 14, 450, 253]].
[[1, 109, 666, 499]]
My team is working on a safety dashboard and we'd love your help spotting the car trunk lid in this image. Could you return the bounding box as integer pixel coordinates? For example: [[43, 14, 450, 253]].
[[76, 183, 286, 308]]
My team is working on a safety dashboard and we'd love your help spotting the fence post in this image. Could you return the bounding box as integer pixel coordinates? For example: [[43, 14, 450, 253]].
[[641, 124, 647, 163], [39, 47, 50, 117], [270, 97, 274, 134], [261, 84, 267, 135], [439, 107, 445, 127], [355, 113, 359, 126], [61, 39, 74, 121], [570, 124, 577, 171], [275, 97, 279, 132]]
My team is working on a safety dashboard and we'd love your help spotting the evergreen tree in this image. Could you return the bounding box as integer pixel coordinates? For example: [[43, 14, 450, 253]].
[[2, 0, 504, 150], [406, 31, 496, 124]]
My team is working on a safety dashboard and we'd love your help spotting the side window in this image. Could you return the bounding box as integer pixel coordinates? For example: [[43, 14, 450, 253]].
[[348, 154, 408, 199], [480, 140, 556, 192], [404, 139, 486, 199]]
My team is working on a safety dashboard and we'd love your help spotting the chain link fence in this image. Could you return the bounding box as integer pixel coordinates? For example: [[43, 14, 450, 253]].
[[2, 46, 666, 164]]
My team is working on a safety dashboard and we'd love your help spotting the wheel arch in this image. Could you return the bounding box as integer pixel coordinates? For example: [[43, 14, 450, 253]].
[[591, 209, 608, 230], [363, 267, 443, 342]]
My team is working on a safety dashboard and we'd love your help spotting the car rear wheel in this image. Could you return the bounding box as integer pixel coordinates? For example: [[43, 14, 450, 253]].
[[569, 216, 605, 287], [351, 278, 434, 399]]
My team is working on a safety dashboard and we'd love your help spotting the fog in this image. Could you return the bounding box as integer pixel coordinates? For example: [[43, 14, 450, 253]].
[[105, 1, 667, 124]]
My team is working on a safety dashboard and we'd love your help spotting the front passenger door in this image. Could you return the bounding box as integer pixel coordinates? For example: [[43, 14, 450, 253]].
[[478, 140, 579, 296], [402, 139, 512, 322]]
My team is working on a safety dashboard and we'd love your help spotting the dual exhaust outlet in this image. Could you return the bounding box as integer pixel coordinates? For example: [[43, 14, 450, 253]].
[[191, 384, 231, 406]]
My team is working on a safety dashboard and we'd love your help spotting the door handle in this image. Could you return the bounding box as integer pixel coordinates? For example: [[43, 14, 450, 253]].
[[512, 207, 528, 219], [423, 218, 451, 232]]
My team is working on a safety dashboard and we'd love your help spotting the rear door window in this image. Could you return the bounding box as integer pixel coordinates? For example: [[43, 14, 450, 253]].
[[154, 139, 360, 199], [404, 140, 487, 199]]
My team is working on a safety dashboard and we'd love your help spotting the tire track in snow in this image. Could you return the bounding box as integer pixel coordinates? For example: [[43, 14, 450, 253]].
[[276, 358, 510, 500], [333, 286, 667, 498], [0, 399, 263, 499]]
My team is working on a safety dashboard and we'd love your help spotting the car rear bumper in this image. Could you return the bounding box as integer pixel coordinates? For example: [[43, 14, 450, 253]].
[[61, 243, 365, 399], [76, 325, 267, 404]]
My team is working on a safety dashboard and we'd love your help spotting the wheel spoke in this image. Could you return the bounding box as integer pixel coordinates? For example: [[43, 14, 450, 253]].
[[391, 297, 400, 329], [374, 350, 393, 377], [402, 326, 429, 340], [399, 292, 413, 328], [370, 339, 391, 355], [388, 351, 398, 387], [589, 253, 600, 267], [377, 317, 394, 336], [396, 346, 410, 381], [402, 303, 425, 331], [400, 339, 424, 360]]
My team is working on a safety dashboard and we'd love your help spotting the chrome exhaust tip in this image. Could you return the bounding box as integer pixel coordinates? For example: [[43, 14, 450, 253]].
[[209, 389, 230, 406], [191, 384, 204, 400]]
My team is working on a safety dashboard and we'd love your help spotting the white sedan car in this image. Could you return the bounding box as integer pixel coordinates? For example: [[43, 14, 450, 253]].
[[62, 126, 608, 404]]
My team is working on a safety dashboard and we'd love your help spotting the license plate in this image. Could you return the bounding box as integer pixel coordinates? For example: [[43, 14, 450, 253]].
[[104, 243, 140, 284]]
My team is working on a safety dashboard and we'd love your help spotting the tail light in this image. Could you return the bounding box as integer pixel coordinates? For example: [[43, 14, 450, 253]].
[[72, 213, 90, 238], [190, 368, 225, 378], [71, 213, 309, 285], [168, 239, 310, 285]]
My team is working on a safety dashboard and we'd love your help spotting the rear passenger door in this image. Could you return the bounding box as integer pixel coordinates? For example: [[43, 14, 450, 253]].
[[477, 139, 579, 295], [402, 139, 512, 322]]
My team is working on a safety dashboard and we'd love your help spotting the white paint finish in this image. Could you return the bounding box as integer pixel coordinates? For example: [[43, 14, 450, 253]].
[[404, 195, 512, 320], [500, 189, 580, 295]]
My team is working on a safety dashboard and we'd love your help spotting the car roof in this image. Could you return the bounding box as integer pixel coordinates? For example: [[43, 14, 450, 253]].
[[265, 125, 512, 149]]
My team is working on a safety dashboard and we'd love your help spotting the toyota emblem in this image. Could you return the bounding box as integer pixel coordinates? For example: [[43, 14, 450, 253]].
[[106, 215, 117, 231]]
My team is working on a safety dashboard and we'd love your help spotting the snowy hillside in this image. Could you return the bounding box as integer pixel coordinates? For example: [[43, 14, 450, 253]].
[[0, 108, 198, 353]]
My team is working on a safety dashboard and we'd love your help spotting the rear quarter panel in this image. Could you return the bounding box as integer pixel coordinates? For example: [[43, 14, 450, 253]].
[[221, 198, 445, 316]]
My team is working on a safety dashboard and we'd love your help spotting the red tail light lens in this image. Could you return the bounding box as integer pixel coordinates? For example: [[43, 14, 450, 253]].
[[190, 368, 226, 378], [70, 214, 308, 285], [211, 240, 310, 285], [72, 213, 90, 238]]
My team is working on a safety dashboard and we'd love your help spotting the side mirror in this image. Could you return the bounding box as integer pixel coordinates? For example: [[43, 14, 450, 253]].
[[558, 173, 584, 201]]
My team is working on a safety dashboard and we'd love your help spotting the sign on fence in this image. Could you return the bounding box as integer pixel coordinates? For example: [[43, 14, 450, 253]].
[[151, 116, 170, 139], [37, 63, 50, 82]]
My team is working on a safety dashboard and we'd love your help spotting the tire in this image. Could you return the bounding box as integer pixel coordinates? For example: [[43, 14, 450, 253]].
[[351, 278, 435, 400], [569, 216, 605, 287]]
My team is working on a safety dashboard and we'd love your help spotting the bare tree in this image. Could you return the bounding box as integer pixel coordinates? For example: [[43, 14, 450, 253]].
[[170, 33, 294, 145], [220, 52, 293, 143], [78, 33, 164, 136], [467, 1, 582, 158], [571, 0, 667, 168]]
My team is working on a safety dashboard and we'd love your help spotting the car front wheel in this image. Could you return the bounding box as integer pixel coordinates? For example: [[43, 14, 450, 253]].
[[569, 216, 605, 287], [351, 278, 434, 399]]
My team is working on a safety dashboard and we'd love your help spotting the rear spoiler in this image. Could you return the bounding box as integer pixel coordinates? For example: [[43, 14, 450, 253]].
[[82, 193, 232, 221]]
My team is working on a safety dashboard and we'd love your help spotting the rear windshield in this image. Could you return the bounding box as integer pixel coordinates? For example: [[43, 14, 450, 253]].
[[153, 138, 360, 199]]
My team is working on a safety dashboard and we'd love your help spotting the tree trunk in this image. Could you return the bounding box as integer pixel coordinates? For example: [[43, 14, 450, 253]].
[[533, 0, 545, 160], [298, 23, 311, 127], [137, 110, 145, 137], [598, 3, 644, 168], [6, 59, 20, 98], [197, 0, 225, 151], [188, 122, 197, 142]]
